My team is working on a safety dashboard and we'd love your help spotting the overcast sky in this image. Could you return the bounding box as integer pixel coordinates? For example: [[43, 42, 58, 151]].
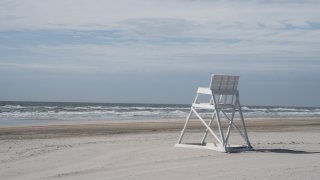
[[0, 0, 320, 106]]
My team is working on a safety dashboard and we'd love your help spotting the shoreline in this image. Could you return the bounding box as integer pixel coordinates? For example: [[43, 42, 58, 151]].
[[1, 117, 319, 139]]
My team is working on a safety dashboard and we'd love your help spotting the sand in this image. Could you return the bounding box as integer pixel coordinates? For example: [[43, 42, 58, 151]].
[[0, 117, 319, 180]]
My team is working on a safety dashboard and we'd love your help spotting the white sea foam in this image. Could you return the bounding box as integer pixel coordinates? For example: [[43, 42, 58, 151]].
[[0, 102, 319, 125]]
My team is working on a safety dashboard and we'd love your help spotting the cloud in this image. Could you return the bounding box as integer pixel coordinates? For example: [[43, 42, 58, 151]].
[[0, 0, 320, 74], [1, 0, 319, 30], [1, 42, 319, 75]]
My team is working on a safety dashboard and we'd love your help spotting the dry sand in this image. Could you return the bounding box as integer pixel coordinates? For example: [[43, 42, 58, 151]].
[[0, 117, 319, 180]]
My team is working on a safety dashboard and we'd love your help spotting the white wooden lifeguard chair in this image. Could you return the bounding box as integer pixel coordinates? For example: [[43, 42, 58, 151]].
[[175, 74, 252, 153]]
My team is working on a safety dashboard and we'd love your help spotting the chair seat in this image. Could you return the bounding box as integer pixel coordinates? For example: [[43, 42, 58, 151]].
[[197, 87, 212, 94]]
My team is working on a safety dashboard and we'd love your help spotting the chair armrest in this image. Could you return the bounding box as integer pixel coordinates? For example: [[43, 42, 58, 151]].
[[197, 87, 212, 95]]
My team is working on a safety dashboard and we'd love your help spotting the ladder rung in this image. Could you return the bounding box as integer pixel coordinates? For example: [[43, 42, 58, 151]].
[[184, 129, 209, 133]]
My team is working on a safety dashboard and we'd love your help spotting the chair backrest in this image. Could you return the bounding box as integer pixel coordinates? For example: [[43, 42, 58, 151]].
[[210, 74, 239, 95]]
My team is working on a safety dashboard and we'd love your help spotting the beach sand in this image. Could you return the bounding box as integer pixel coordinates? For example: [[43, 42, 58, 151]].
[[0, 117, 319, 180]]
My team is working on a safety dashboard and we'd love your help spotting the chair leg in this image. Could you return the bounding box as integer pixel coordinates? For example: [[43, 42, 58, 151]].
[[177, 109, 193, 144], [192, 108, 222, 145], [216, 111, 226, 149], [224, 102, 237, 147], [200, 112, 216, 145], [237, 96, 252, 148]]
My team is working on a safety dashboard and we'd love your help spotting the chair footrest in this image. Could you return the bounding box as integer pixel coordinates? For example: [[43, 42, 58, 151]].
[[192, 103, 215, 109], [192, 103, 235, 109]]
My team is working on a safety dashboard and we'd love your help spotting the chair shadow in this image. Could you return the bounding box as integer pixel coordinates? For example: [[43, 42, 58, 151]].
[[253, 148, 320, 154]]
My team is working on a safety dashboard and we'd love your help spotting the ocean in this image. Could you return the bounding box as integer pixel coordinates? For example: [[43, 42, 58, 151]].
[[0, 101, 319, 125]]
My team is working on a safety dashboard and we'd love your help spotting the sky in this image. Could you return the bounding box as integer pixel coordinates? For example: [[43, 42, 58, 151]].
[[0, 0, 320, 106]]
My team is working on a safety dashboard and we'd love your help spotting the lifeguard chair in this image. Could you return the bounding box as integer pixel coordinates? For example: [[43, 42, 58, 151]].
[[175, 74, 252, 153]]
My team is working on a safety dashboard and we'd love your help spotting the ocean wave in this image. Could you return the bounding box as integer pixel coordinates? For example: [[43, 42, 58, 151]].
[[1, 102, 319, 122], [0, 109, 189, 120]]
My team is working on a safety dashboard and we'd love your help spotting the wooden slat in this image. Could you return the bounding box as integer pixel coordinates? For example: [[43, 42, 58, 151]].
[[211, 74, 239, 94]]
